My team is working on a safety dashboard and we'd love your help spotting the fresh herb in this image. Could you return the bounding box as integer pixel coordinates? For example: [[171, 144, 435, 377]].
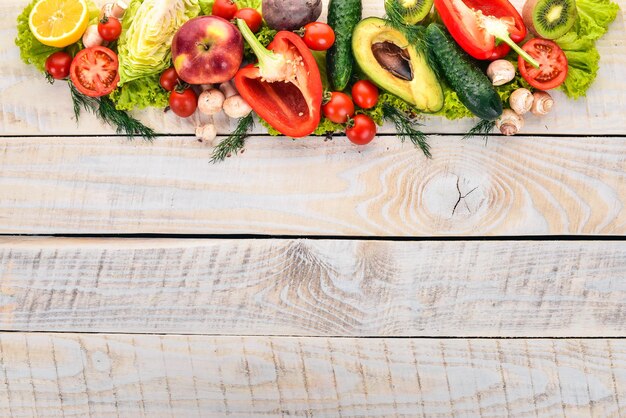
[[463, 119, 495, 141], [69, 82, 155, 140], [382, 104, 431, 158], [211, 113, 255, 163]]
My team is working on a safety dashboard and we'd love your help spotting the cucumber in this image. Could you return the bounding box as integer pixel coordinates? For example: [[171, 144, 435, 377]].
[[326, 0, 362, 91], [425, 23, 502, 121]]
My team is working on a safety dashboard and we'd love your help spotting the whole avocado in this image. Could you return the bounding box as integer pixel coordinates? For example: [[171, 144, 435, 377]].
[[262, 0, 323, 31]]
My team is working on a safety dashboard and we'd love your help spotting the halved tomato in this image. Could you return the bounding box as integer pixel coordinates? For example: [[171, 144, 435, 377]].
[[70, 46, 120, 97], [518, 39, 568, 90]]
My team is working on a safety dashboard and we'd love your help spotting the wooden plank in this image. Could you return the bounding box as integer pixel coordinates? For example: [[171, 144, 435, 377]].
[[1, 237, 626, 337], [1, 334, 624, 417], [1, 135, 625, 235], [1, 0, 624, 136]]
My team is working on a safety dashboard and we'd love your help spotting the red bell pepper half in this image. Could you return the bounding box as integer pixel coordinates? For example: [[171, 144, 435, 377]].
[[434, 0, 537, 66], [234, 19, 322, 138]]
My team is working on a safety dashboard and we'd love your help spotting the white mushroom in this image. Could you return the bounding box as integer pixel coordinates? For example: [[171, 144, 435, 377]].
[[82, 25, 104, 48], [495, 109, 524, 136], [220, 81, 252, 119], [111, 0, 128, 19], [196, 124, 217, 145], [509, 88, 533, 115], [531, 91, 554, 116], [486, 60, 516, 86], [197, 89, 225, 116]]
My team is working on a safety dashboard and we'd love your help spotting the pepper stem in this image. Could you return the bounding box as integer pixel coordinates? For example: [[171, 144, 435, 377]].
[[237, 19, 279, 66], [479, 15, 540, 69], [498, 34, 540, 69]]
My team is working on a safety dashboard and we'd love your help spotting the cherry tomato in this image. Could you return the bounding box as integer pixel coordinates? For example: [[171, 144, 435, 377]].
[[234, 8, 263, 33], [159, 67, 180, 92], [169, 88, 198, 118], [212, 0, 238, 20], [98, 16, 122, 42], [346, 114, 377, 145], [351, 80, 379, 109], [302, 22, 335, 51], [322, 92, 355, 124], [45, 51, 72, 80], [70, 46, 120, 97], [518, 39, 568, 90]]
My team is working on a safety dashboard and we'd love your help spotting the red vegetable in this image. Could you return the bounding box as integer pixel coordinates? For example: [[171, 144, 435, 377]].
[[302, 22, 335, 51], [235, 8, 263, 33], [159, 67, 180, 92], [212, 0, 238, 20], [45, 51, 72, 80], [346, 114, 376, 145], [70, 46, 120, 97], [322, 92, 354, 123], [98, 16, 122, 42], [434, 0, 526, 61], [169, 87, 198, 118], [234, 19, 322, 138], [351, 80, 379, 109], [518, 39, 568, 90]]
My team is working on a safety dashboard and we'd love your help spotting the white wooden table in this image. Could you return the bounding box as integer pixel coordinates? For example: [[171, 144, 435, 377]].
[[1, 0, 626, 416]]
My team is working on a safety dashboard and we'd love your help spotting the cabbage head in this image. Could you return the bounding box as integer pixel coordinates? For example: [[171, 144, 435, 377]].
[[117, 0, 201, 85]]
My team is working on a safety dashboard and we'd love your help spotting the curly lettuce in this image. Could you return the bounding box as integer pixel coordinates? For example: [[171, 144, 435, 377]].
[[109, 74, 169, 110], [556, 0, 619, 99], [117, 0, 201, 85]]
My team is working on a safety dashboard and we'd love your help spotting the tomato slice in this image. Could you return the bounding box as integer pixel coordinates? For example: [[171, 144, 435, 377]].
[[70, 46, 120, 97], [518, 39, 568, 90]]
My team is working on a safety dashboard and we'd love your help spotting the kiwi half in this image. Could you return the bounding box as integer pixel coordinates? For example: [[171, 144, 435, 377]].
[[523, 0, 578, 39], [385, 0, 433, 25]]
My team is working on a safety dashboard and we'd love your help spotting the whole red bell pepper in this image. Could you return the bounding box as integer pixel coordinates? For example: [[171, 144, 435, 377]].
[[434, 0, 527, 61], [234, 19, 322, 138]]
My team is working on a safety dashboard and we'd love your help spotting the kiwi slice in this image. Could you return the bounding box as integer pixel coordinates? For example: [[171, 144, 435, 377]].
[[385, 0, 434, 25], [523, 0, 578, 39]]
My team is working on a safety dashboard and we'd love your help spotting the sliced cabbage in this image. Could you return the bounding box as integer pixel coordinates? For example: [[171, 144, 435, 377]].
[[117, 0, 201, 85]]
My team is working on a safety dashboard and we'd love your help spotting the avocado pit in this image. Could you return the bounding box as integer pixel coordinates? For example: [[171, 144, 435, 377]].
[[371, 41, 414, 81]]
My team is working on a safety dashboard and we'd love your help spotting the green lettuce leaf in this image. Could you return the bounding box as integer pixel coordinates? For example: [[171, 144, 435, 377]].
[[556, 0, 619, 99], [198, 0, 261, 15], [117, 0, 201, 85], [109, 74, 169, 110]]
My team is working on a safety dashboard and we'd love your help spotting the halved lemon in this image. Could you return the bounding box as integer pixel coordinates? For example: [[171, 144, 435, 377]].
[[29, 0, 89, 48]]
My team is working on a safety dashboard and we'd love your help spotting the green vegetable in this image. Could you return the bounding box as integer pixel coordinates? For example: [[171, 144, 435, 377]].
[[211, 114, 255, 163], [69, 82, 155, 140], [556, 0, 619, 99], [326, 0, 362, 91], [117, 0, 201, 85], [436, 67, 533, 120], [15, 0, 98, 73], [109, 74, 169, 111], [425, 23, 502, 121]]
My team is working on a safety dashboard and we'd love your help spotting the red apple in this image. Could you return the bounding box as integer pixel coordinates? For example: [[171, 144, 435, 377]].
[[172, 16, 243, 85]]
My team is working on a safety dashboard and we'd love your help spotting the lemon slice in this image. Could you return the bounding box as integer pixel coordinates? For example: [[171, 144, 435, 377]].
[[29, 0, 89, 48]]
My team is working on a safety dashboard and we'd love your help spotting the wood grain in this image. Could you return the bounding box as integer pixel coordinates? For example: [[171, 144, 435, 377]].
[[1, 0, 624, 136], [1, 334, 624, 417], [1, 135, 625, 235], [1, 237, 625, 337]]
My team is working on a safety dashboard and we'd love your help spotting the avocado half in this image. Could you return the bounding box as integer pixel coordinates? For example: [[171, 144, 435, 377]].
[[352, 17, 443, 113]]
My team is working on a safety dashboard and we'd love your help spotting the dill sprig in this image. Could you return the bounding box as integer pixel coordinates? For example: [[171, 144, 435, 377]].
[[210, 113, 255, 163], [463, 119, 496, 141], [382, 103, 431, 158], [68, 81, 155, 140]]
